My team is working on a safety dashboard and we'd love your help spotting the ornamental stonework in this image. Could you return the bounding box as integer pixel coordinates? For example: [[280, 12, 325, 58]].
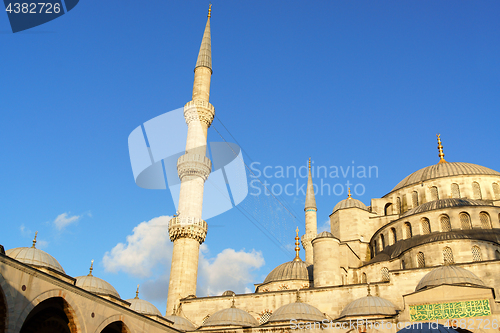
[[169, 216, 208, 243], [301, 233, 315, 249], [177, 154, 212, 181], [184, 100, 215, 127]]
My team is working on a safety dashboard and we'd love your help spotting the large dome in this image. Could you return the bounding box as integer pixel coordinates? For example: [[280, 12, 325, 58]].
[[165, 315, 196, 331], [127, 297, 162, 316], [263, 260, 312, 284], [389, 162, 500, 193], [268, 302, 326, 322], [402, 198, 489, 217], [7, 246, 65, 274], [339, 295, 397, 318], [332, 197, 368, 214], [75, 275, 120, 298], [202, 307, 258, 327], [415, 265, 485, 291]]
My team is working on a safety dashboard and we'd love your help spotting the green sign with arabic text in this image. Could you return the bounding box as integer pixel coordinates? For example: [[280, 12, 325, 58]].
[[410, 299, 491, 321]]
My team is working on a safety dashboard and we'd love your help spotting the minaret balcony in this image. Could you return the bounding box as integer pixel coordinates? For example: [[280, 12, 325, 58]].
[[168, 216, 208, 243], [184, 100, 215, 127], [177, 154, 212, 181]]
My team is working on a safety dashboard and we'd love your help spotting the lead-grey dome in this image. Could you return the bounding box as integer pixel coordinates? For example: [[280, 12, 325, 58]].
[[202, 307, 258, 327], [268, 302, 326, 322], [127, 297, 162, 316], [165, 315, 196, 331], [7, 246, 65, 274], [332, 198, 368, 213], [263, 260, 313, 284], [389, 162, 500, 193], [415, 265, 485, 291], [402, 198, 489, 218], [314, 231, 336, 240], [75, 275, 120, 298], [339, 295, 397, 318], [222, 290, 236, 296]]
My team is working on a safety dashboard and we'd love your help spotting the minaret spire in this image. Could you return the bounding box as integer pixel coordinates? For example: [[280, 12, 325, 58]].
[[437, 134, 447, 164], [301, 158, 318, 263], [294, 227, 302, 261], [167, 8, 215, 315]]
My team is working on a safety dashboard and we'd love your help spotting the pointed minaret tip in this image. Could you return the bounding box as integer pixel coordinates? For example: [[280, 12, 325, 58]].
[[437, 134, 447, 164], [208, 3, 212, 18], [195, 5, 212, 72], [305, 158, 317, 210]]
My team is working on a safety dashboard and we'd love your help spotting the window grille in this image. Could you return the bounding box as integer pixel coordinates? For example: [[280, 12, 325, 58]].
[[472, 182, 482, 200], [202, 315, 210, 325], [493, 183, 500, 200], [412, 191, 419, 207], [430, 186, 439, 201], [440, 215, 451, 232], [480, 212, 491, 229], [460, 212, 472, 230], [381, 267, 390, 281], [421, 218, 431, 235], [451, 183, 460, 198], [443, 247, 454, 264], [259, 310, 272, 324], [472, 246, 482, 262], [404, 222, 412, 239], [417, 252, 425, 267]]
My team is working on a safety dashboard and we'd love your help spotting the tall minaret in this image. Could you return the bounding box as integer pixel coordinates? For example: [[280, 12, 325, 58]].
[[166, 6, 214, 314], [301, 158, 317, 263]]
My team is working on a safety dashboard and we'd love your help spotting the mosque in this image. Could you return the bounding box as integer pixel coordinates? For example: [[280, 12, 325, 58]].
[[1, 6, 500, 333]]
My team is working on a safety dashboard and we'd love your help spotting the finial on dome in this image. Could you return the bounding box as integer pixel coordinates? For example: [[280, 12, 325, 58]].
[[437, 134, 447, 164], [231, 296, 236, 308], [308, 157, 311, 170], [347, 187, 352, 199], [32, 231, 38, 248], [367, 282, 371, 296], [89, 259, 94, 276], [135, 284, 140, 299], [208, 3, 212, 18], [293, 227, 302, 261]]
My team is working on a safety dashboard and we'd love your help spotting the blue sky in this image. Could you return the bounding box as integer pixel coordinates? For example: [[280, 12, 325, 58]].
[[1, 1, 499, 312]]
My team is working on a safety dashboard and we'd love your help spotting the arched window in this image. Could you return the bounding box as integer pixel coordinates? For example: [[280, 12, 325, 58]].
[[472, 246, 482, 262], [396, 197, 401, 214], [480, 212, 492, 229], [403, 222, 412, 239], [443, 247, 454, 264], [493, 183, 500, 200], [451, 183, 461, 198], [361, 273, 367, 284], [373, 240, 377, 255], [460, 212, 472, 230], [496, 250, 500, 260], [440, 215, 451, 232], [472, 182, 482, 200], [380, 234, 385, 250], [401, 260, 405, 269], [381, 267, 390, 281], [417, 252, 425, 267], [430, 186, 439, 201], [421, 218, 431, 235], [412, 191, 419, 208], [384, 203, 393, 216], [390, 228, 397, 245]]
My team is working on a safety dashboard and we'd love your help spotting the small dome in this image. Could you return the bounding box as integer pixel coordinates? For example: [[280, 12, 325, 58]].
[[75, 275, 120, 298], [7, 246, 65, 274], [202, 307, 258, 327], [314, 231, 336, 240], [127, 297, 162, 316], [222, 290, 236, 296], [165, 315, 196, 331], [415, 265, 485, 291], [389, 162, 500, 193], [332, 198, 368, 214], [339, 295, 397, 318], [268, 302, 326, 322], [263, 260, 312, 284], [402, 198, 489, 217]]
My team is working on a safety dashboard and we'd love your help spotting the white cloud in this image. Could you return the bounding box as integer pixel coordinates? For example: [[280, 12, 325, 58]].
[[54, 212, 82, 230], [102, 216, 172, 277]]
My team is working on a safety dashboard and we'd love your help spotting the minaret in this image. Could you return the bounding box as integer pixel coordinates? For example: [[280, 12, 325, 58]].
[[166, 6, 214, 314], [301, 158, 317, 263]]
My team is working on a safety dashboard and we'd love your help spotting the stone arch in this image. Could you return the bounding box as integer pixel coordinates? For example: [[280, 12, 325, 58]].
[[15, 289, 83, 333], [459, 212, 472, 230], [479, 212, 492, 229], [384, 203, 392, 216], [95, 315, 132, 333], [440, 214, 451, 232]]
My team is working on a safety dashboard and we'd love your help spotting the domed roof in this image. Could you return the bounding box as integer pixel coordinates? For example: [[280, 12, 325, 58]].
[[75, 260, 120, 298], [202, 307, 258, 327], [339, 294, 397, 318], [389, 162, 500, 193], [7, 236, 65, 274], [314, 231, 336, 240], [165, 315, 196, 331], [268, 302, 326, 322], [127, 298, 162, 316], [222, 290, 236, 296], [263, 260, 312, 284], [415, 265, 485, 291], [332, 197, 368, 214], [402, 198, 489, 217]]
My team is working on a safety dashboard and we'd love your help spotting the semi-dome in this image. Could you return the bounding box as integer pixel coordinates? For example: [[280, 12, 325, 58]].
[[332, 197, 368, 214], [75, 260, 120, 298], [268, 301, 326, 322], [7, 235, 65, 274], [415, 265, 485, 291], [389, 162, 500, 193], [202, 307, 258, 327], [165, 315, 196, 331], [263, 260, 313, 284], [402, 198, 489, 218], [339, 294, 397, 318], [222, 290, 236, 296]]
